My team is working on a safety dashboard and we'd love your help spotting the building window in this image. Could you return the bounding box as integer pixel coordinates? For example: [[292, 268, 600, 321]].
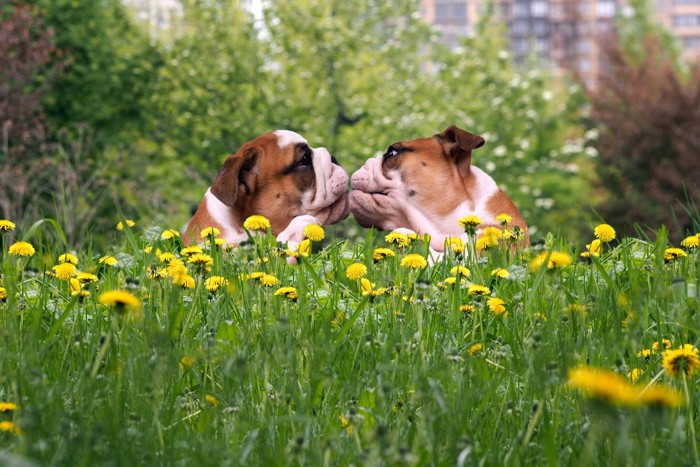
[[513, 19, 529, 35], [531, 1, 549, 17], [514, 2, 530, 17], [597, 2, 615, 18], [532, 19, 549, 36], [673, 15, 700, 27], [682, 36, 700, 48], [675, 0, 700, 5], [578, 58, 591, 72], [577, 39, 591, 53]]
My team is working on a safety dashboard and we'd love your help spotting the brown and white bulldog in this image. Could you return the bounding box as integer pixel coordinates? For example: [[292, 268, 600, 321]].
[[349, 125, 528, 252], [185, 130, 350, 248]]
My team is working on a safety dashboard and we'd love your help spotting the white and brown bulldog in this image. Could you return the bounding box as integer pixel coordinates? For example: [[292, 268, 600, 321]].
[[185, 130, 350, 247], [349, 125, 528, 251]]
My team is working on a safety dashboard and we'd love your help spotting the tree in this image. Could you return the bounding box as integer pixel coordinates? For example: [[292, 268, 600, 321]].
[[589, 32, 700, 240]]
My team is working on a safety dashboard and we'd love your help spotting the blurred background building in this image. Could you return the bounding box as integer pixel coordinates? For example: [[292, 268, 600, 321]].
[[420, 0, 700, 88]]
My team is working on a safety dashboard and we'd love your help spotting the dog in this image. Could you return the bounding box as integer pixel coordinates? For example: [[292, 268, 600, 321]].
[[185, 130, 350, 248], [349, 125, 528, 252]]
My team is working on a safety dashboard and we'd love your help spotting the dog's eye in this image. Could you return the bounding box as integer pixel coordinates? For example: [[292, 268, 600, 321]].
[[298, 149, 312, 168], [384, 147, 399, 159]]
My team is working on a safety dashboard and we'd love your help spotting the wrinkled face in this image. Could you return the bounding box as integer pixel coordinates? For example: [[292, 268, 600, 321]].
[[349, 135, 464, 231], [211, 131, 350, 235]]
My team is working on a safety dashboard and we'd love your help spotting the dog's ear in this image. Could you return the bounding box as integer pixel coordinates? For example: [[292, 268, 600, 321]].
[[210, 147, 259, 206], [437, 125, 485, 175]]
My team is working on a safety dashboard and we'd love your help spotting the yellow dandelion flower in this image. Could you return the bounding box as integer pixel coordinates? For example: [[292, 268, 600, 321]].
[[373, 247, 396, 261], [637, 384, 683, 408], [0, 402, 17, 412], [173, 273, 196, 289], [460, 304, 476, 313], [451, 266, 470, 277], [259, 274, 279, 287], [58, 253, 78, 265], [180, 356, 195, 369], [637, 349, 652, 359], [400, 254, 427, 269], [627, 368, 644, 382], [567, 366, 639, 406], [158, 252, 177, 263], [467, 284, 490, 296], [339, 415, 353, 435], [443, 276, 465, 287], [243, 215, 271, 231], [487, 297, 507, 316], [188, 253, 214, 267], [445, 237, 465, 253], [161, 228, 180, 240], [583, 239, 602, 258], [664, 248, 687, 262], [496, 214, 512, 226], [274, 286, 298, 300], [205, 237, 226, 248], [529, 251, 572, 271], [0, 287, 7, 301], [247, 271, 265, 281], [8, 241, 35, 257], [99, 255, 118, 267], [0, 421, 22, 435], [681, 235, 700, 249], [652, 339, 672, 351], [76, 272, 98, 284], [205, 276, 228, 292], [52, 263, 77, 281], [458, 215, 483, 229], [297, 239, 312, 257], [303, 224, 325, 241], [491, 268, 510, 278], [662, 344, 700, 377], [99, 290, 140, 313], [180, 246, 203, 257], [346, 263, 368, 280], [534, 312, 547, 321], [594, 224, 616, 243], [0, 219, 16, 231], [565, 304, 587, 314], [147, 266, 168, 279], [200, 227, 220, 239], [385, 232, 411, 247], [116, 220, 135, 231], [360, 278, 374, 295], [205, 394, 219, 407], [468, 343, 483, 355]]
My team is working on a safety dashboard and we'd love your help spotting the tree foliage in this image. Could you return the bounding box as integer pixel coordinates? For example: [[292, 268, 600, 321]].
[[590, 32, 700, 240]]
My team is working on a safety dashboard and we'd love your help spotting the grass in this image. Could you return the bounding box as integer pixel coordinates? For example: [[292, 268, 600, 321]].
[[0, 219, 699, 466]]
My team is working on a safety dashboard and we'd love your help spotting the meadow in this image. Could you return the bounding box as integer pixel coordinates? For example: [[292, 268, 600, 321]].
[[0, 216, 699, 466]]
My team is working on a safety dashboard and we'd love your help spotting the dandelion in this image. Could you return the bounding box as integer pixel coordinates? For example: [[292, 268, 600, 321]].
[[662, 344, 700, 377], [458, 215, 483, 234], [158, 252, 177, 263], [188, 253, 214, 268], [99, 255, 118, 267], [487, 297, 507, 316], [99, 290, 141, 314], [491, 268, 510, 278], [52, 263, 77, 281], [298, 239, 312, 257], [637, 384, 683, 408], [373, 247, 396, 261], [0, 421, 22, 435], [496, 214, 512, 226], [205, 394, 219, 407], [173, 273, 196, 289], [161, 229, 181, 240], [76, 272, 97, 285], [534, 312, 547, 322], [467, 284, 490, 296], [199, 227, 220, 239], [567, 366, 638, 406], [451, 266, 470, 277], [0, 219, 16, 232], [205, 276, 228, 293], [444, 237, 465, 254], [339, 415, 353, 435], [0, 402, 17, 412], [58, 253, 78, 265], [529, 251, 572, 271], [637, 349, 652, 359], [663, 248, 687, 262], [565, 304, 587, 314], [680, 235, 699, 249], [385, 232, 411, 247], [400, 254, 427, 269], [0, 287, 7, 301], [304, 224, 325, 241], [147, 266, 168, 279], [243, 215, 271, 231], [652, 339, 672, 351], [8, 241, 35, 257], [275, 286, 298, 300], [581, 239, 602, 260], [627, 368, 644, 382], [116, 220, 135, 231], [205, 238, 226, 248], [443, 276, 465, 287], [468, 343, 483, 355], [459, 304, 476, 314], [346, 263, 367, 280], [594, 224, 616, 243], [360, 278, 374, 296], [180, 356, 195, 369], [167, 259, 188, 278], [259, 274, 279, 287], [180, 246, 203, 257]]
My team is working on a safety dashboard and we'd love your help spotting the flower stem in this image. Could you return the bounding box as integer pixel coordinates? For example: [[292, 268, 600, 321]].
[[683, 373, 699, 465]]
